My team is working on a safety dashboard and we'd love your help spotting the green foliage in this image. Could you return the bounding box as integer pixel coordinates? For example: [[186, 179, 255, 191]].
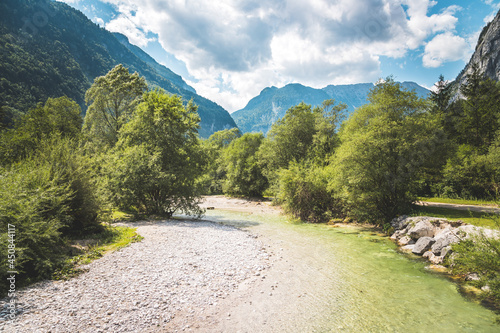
[[0, 137, 102, 290], [276, 162, 342, 223], [450, 216, 500, 308], [430, 75, 452, 116], [199, 128, 241, 194], [83, 64, 147, 148], [0, 0, 236, 136], [437, 144, 500, 199], [246, 99, 346, 221], [458, 65, 500, 152], [0, 96, 82, 165], [105, 90, 204, 217], [332, 78, 443, 224], [222, 133, 268, 197], [259, 102, 317, 173], [309, 99, 347, 165], [429, 67, 500, 200]]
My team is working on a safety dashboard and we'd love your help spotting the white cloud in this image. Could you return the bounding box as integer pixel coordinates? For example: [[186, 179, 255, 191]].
[[423, 32, 472, 68], [96, 0, 466, 111], [93, 17, 105, 27], [105, 14, 155, 47]]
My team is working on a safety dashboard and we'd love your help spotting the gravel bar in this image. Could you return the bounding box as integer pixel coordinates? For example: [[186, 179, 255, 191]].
[[0, 220, 270, 332]]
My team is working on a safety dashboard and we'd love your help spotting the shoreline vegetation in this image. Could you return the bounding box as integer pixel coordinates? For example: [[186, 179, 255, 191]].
[[1, 64, 500, 323]]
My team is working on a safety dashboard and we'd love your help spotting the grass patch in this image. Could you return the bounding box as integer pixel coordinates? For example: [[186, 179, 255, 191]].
[[418, 197, 498, 207], [111, 209, 135, 221], [411, 205, 498, 228], [53, 225, 143, 280]]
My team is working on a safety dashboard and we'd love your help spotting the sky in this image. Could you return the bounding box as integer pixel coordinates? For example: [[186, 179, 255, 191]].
[[59, 0, 500, 113]]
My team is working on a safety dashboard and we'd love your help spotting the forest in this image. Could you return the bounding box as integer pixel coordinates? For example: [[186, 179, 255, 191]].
[[1, 64, 500, 305]]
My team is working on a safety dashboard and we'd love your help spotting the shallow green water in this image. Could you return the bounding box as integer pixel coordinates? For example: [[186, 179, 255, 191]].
[[202, 209, 499, 332]]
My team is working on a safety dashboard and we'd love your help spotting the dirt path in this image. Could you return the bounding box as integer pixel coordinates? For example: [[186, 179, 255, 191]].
[[416, 201, 500, 214]]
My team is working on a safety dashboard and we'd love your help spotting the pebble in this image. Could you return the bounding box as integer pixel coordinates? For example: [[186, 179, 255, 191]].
[[0, 220, 269, 332]]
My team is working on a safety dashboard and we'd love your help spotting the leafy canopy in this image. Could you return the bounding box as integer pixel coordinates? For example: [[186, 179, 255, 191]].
[[106, 90, 204, 217], [83, 64, 147, 148], [221, 133, 268, 197], [0, 96, 82, 165], [332, 78, 443, 224]]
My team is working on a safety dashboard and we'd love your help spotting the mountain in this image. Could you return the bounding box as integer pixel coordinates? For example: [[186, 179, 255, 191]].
[[0, 0, 236, 137], [232, 81, 430, 134], [455, 9, 500, 87]]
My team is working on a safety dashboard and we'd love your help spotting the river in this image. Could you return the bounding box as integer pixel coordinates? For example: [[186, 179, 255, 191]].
[[199, 199, 499, 332]]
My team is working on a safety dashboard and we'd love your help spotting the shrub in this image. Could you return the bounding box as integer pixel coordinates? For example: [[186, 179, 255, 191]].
[[276, 162, 342, 223], [0, 137, 103, 291], [449, 218, 500, 309]]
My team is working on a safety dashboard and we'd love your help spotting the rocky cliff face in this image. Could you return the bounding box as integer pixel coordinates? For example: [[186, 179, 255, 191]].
[[456, 10, 500, 85]]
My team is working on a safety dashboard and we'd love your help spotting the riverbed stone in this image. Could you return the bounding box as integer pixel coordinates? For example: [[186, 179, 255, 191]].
[[431, 230, 460, 255], [397, 236, 414, 246], [391, 215, 410, 230], [457, 225, 500, 240], [390, 230, 406, 240], [401, 244, 415, 253], [408, 220, 436, 240], [412, 236, 436, 255], [466, 273, 481, 281]]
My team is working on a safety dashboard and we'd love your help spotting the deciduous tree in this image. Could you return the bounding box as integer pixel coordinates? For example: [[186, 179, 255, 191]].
[[83, 64, 147, 148]]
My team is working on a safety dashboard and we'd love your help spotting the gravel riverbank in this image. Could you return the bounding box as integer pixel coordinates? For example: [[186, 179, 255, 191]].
[[0, 220, 270, 332]]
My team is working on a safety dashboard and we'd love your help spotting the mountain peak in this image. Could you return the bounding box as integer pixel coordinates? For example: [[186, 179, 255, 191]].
[[233, 82, 429, 134]]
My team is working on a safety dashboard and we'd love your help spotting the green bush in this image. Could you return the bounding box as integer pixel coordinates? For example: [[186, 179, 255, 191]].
[[449, 218, 500, 309], [0, 96, 83, 165], [276, 162, 342, 223], [0, 137, 103, 291], [198, 128, 241, 194], [437, 144, 500, 199]]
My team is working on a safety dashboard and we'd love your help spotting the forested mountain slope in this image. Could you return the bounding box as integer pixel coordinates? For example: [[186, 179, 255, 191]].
[[0, 0, 236, 137]]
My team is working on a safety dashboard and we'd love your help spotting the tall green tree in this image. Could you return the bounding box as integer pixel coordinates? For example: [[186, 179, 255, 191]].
[[200, 128, 241, 194], [0, 96, 82, 165], [430, 75, 452, 115], [106, 90, 204, 217], [332, 78, 443, 224], [259, 102, 317, 174], [83, 64, 147, 148], [309, 99, 347, 165], [459, 64, 500, 151], [222, 133, 268, 197]]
